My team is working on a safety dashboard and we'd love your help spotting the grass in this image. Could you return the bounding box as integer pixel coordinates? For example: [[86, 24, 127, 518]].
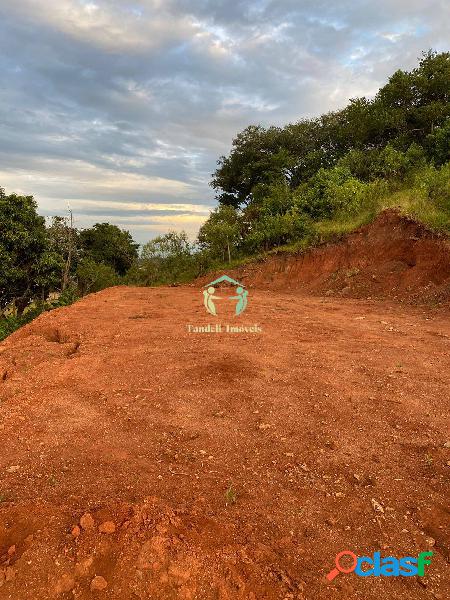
[[224, 484, 237, 506], [424, 453, 434, 467], [0, 305, 46, 342]]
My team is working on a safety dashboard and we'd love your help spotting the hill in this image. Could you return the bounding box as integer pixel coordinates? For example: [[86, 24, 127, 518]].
[[205, 209, 450, 306]]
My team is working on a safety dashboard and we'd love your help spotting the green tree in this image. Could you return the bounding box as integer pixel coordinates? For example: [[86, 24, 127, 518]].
[[295, 167, 361, 219], [426, 120, 450, 165], [80, 223, 139, 276], [76, 258, 118, 296], [140, 231, 195, 284], [0, 188, 62, 314], [211, 51, 449, 208], [47, 214, 79, 290], [211, 125, 295, 208], [198, 205, 240, 262]]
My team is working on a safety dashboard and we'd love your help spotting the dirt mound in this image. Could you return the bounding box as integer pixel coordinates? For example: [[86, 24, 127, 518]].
[[0, 285, 449, 599], [217, 210, 450, 306]]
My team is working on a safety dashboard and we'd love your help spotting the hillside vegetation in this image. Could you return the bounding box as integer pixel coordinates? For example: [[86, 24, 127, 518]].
[[133, 50, 450, 281], [1, 51, 449, 339]]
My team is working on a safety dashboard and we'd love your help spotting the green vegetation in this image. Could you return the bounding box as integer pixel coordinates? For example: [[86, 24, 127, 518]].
[[0, 51, 449, 340], [224, 484, 238, 506], [135, 51, 448, 282]]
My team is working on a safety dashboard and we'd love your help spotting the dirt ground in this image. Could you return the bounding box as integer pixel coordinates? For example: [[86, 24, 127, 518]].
[[0, 284, 449, 599]]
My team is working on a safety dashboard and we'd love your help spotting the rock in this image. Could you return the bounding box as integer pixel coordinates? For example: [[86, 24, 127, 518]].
[[6, 465, 20, 473], [80, 513, 95, 530], [168, 564, 191, 584], [71, 525, 81, 538], [75, 556, 94, 577], [55, 573, 75, 594], [371, 498, 384, 513], [7, 545, 15, 556], [99, 521, 116, 534], [90, 576, 108, 591]]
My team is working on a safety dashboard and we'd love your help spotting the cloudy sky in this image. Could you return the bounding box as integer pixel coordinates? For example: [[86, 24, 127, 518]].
[[0, 1, 448, 243]]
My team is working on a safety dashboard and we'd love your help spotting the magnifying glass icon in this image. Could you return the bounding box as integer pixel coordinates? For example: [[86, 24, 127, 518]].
[[326, 550, 358, 581]]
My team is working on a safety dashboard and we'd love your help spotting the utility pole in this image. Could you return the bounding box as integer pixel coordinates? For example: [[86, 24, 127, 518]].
[[62, 206, 74, 291]]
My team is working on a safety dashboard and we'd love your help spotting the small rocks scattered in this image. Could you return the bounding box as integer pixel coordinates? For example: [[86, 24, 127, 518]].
[[55, 573, 75, 595], [80, 513, 95, 530], [371, 498, 384, 513], [75, 556, 94, 577], [90, 575, 108, 591], [71, 525, 81, 538], [6, 465, 20, 473], [257, 423, 271, 431], [99, 521, 116, 534]]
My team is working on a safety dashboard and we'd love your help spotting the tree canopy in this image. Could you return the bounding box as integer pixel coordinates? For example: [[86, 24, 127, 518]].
[[211, 51, 450, 209], [0, 188, 62, 313]]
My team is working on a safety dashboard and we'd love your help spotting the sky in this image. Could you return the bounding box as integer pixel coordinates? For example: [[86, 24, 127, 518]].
[[0, 1, 448, 243]]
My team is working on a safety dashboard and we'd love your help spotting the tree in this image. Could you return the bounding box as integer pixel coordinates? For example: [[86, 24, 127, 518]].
[[79, 223, 139, 276], [197, 205, 240, 262], [211, 52, 450, 207], [211, 125, 295, 208], [426, 120, 450, 165], [76, 258, 118, 296], [0, 188, 62, 314], [140, 231, 195, 284], [47, 213, 79, 290], [295, 167, 366, 219]]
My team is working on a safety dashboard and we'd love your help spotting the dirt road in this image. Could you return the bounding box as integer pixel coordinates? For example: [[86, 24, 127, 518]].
[[0, 285, 449, 599]]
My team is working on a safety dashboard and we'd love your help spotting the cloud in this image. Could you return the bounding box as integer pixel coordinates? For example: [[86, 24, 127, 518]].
[[0, 0, 448, 242]]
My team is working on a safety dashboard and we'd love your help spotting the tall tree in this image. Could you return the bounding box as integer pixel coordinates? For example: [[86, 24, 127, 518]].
[[79, 223, 139, 276], [198, 205, 240, 262], [0, 188, 61, 314]]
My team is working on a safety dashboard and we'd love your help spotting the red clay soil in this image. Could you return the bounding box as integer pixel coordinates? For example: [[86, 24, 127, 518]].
[[0, 212, 450, 599], [221, 210, 450, 306]]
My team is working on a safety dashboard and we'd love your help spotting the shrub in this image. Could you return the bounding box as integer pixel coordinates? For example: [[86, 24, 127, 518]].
[[414, 162, 450, 207], [76, 258, 118, 295]]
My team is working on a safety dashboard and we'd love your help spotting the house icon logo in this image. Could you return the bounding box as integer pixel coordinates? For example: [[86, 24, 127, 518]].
[[203, 275, 248, 317]]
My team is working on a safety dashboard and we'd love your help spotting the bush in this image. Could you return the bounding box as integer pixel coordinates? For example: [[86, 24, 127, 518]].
[[0, 304, 46, 342], [76, 258, 118, 295], [243, 208, 311, 252], [294, 167, 367, 219], [414, 162, 450, 207], [138, 231, 199, 285]]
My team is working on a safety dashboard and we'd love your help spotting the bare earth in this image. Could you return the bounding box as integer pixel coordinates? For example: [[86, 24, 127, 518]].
[[0, 285, 449, 599]]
